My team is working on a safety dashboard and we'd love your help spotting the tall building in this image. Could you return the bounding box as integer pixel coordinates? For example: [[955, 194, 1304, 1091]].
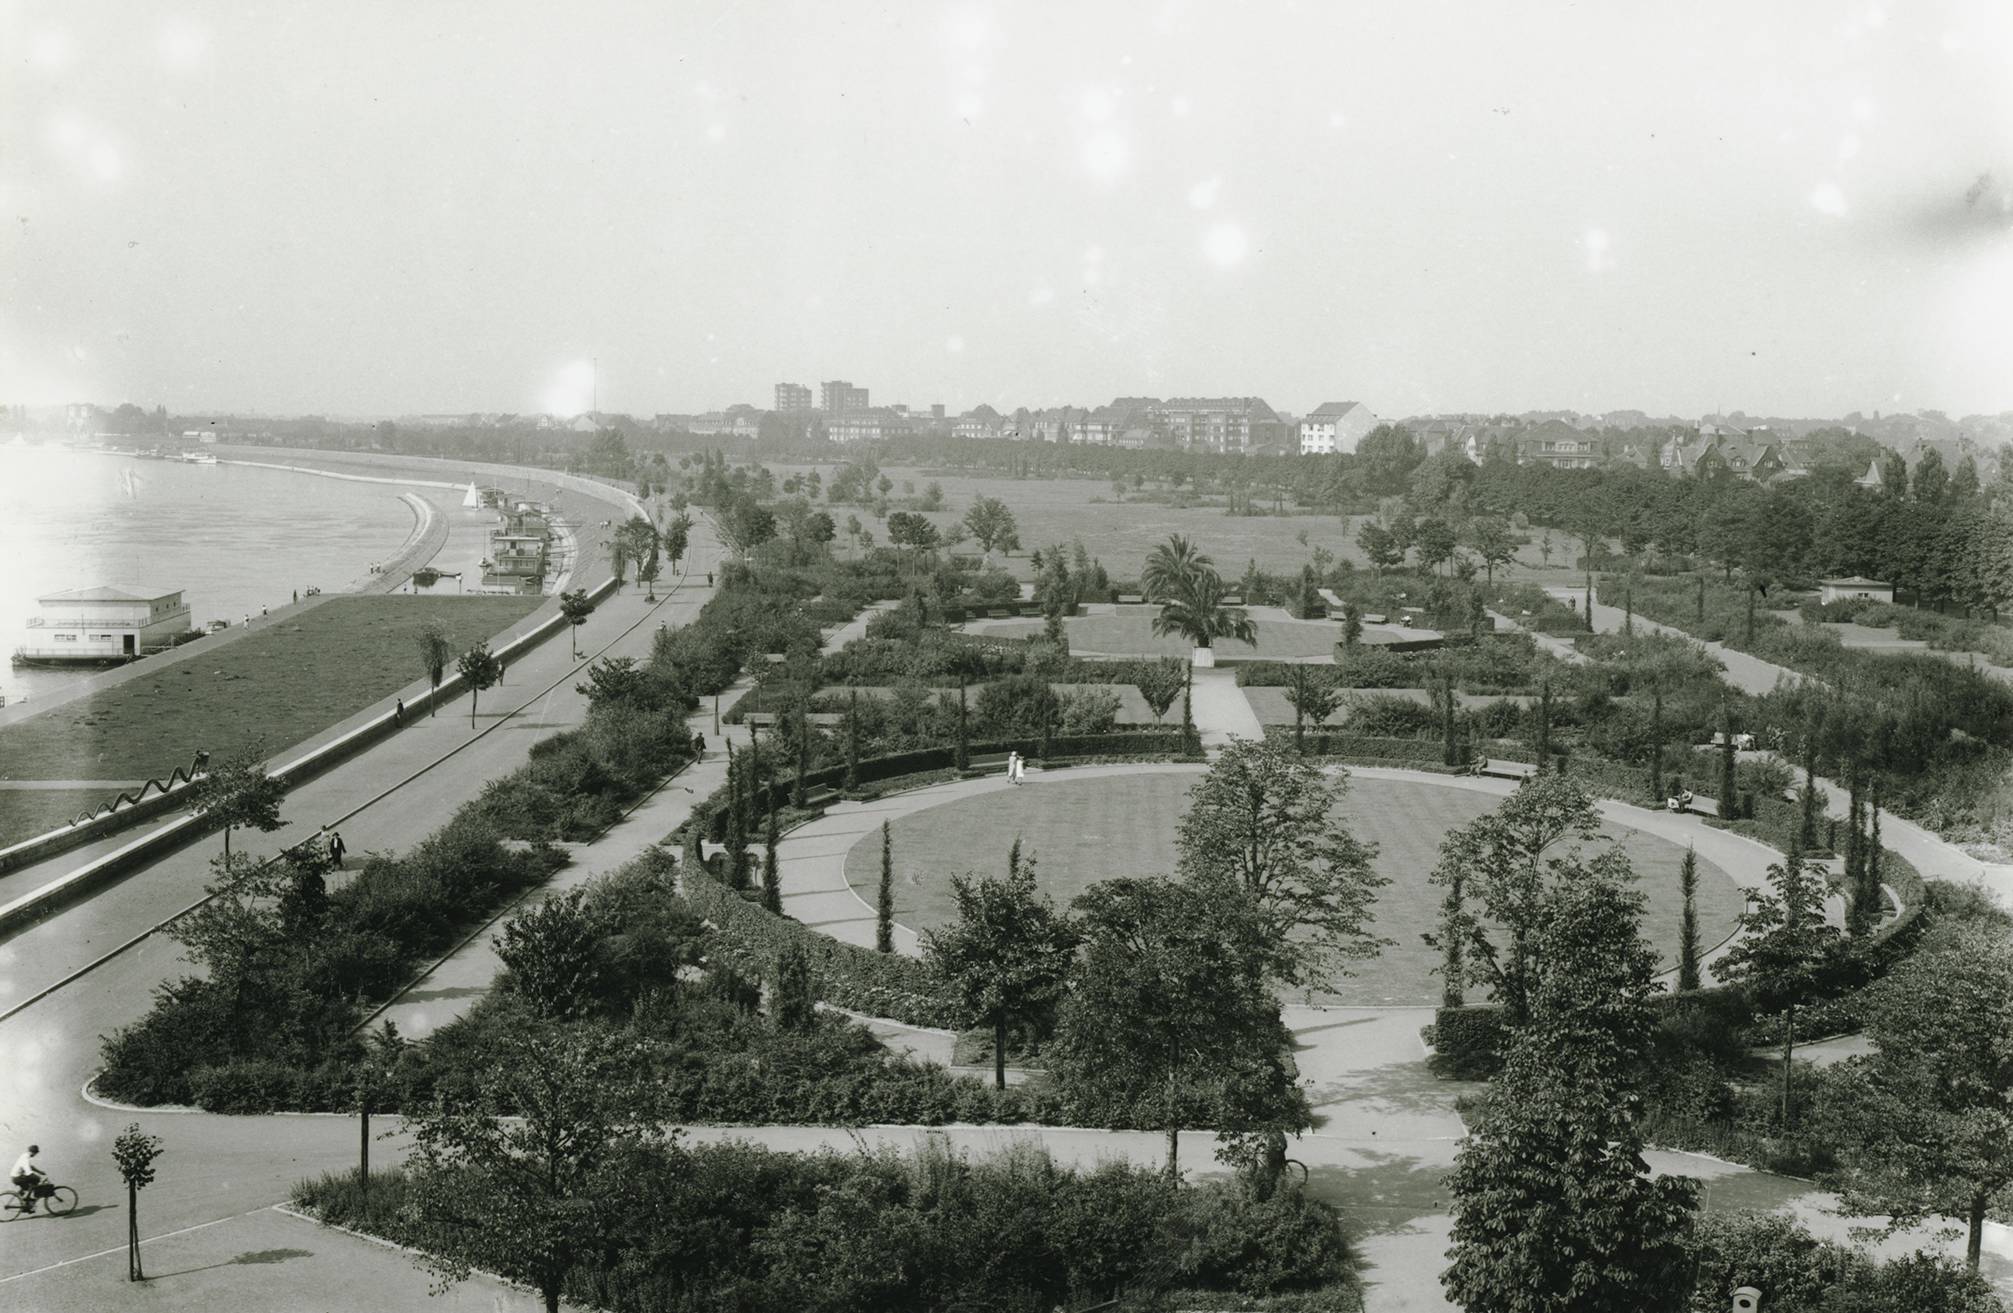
[[820, 380, 869, 413], [774, 383, 812, 413]]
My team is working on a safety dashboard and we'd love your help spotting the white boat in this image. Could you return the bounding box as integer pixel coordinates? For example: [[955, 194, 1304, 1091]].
[[180, 451, 218, 465], [462, 481, 483, 508]]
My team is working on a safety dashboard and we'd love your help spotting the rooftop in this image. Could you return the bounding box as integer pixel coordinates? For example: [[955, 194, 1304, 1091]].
[[38, 585, 180, 604]]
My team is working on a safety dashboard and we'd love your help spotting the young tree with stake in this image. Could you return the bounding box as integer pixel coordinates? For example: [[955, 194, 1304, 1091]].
[[457, 642, 503, 728], [112, 1124, 164, 1283]]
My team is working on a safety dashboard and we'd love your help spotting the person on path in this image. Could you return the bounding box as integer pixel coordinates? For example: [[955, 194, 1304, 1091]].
[[393, 698, 404, 726], [11, 1146, 49, 1212], [1006, 751, 1021, 785], [324, 827, 347, 868], [706, 571, 714, 587]]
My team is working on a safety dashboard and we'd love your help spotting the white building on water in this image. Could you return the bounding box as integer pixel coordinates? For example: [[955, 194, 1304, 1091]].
[[14, 586, 191, 666]]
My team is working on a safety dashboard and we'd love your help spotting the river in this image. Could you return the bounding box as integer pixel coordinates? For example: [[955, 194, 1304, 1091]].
[[0, 444, 491, 706]]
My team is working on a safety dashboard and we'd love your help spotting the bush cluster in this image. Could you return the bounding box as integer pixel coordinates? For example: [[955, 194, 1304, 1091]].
[[297, 1140, 1356, 1313]]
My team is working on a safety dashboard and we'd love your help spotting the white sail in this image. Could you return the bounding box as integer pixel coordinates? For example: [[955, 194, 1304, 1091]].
[[462, 481, 482, 508]]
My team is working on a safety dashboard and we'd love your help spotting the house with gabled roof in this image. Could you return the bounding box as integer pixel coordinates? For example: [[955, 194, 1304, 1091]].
[[1298, 401, 1377, 455]]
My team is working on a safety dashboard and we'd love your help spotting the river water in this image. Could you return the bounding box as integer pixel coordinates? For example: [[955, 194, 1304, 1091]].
[[0, 445, 485, 706]]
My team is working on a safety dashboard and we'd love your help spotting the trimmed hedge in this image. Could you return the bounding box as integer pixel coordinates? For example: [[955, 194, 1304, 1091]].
[[673, 733, 1199, 1028], [1425, 1006, 1507, 1080]]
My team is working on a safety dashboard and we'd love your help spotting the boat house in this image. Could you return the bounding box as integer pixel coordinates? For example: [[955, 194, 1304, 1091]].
[[16, 586, 191, 665], [1818, 576, 1895, 606]]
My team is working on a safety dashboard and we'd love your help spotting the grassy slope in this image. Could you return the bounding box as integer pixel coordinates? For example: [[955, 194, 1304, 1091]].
[[845, 771, 1745, 1006], [0, 595, 541, 809]]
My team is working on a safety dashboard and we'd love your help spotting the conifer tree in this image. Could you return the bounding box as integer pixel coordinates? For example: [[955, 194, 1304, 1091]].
[[1677, 846, 1701, 993], [875, 820, 894, 952], [761, 792, 782, 913]]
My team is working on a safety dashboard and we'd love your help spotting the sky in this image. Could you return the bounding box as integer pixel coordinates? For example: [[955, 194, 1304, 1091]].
[[5, 1, 2013, 421]]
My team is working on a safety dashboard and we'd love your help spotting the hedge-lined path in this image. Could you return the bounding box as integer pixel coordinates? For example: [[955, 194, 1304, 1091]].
[[1189, 666, 1265, 746], [365, 597, 900, 1040], [1558, 585, 2013, 897]]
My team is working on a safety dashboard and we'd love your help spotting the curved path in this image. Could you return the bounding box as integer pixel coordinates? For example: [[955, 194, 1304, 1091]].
[[773, 761, 1783, 988]]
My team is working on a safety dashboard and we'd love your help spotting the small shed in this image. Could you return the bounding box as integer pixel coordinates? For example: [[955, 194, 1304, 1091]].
[[1818, 576, 1894, 606]]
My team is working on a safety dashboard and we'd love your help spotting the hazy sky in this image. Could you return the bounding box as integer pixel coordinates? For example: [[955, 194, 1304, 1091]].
[[6, 1, 2012, 419]]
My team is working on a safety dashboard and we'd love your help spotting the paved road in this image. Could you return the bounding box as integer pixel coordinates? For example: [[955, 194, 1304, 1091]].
[[0, 513, 728, 1301]]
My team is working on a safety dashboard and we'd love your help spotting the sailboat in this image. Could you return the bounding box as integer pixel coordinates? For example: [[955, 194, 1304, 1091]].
[[461, 481, 483, 508], [117, 466, 142, 499]]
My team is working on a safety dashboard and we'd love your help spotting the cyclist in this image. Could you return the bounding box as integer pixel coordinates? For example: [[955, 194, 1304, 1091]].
[[10, 1146, 48, 1213]]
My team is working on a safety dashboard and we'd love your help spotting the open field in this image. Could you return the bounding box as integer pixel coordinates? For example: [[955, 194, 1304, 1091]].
[[843, 770, 1745, 1005], [0, 594, 541, 836], [805, 464, 1586, 584]]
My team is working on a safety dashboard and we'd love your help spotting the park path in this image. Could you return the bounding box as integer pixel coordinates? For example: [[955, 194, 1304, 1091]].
[[1189, 666, 1264, 746], [1554, 584, 2013, 898], [368, 599, 897, 1038]]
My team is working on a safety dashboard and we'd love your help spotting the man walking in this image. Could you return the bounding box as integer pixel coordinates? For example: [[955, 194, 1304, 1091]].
[[325, 828, 347, 868]]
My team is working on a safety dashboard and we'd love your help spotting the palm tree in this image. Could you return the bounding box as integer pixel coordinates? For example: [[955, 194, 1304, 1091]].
[[1140, 534, 1213, 604], [1152, 566, 1256, 668]]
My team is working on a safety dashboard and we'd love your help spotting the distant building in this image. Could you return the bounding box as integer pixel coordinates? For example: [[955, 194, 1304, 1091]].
[[1299, 401, 1377, 455], [954, 404, 1006, 441], [1819, 576, 1894, 605], [1160, 397, 1284, 452], [17, 586, 191, 665], [820, 380, 870, 413], [828, 407, 915, 444], [775, 383, 813, 413], [1515, 419, 1599, 469]]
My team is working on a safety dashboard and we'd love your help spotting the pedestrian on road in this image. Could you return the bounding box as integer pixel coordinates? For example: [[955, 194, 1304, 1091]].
[[393, 698, 404, 726], [706, 571, 714, 587], [292, 589, 298, 604], [327, 829, 347, 868], [691, 731, 705, 756]]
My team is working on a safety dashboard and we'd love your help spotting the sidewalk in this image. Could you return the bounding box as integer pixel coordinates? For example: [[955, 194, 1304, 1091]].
[[1188, 666, 1263, 746]]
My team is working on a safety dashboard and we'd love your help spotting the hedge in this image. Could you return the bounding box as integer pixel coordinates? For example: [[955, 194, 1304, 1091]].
[[672, 732, 1200, 1028]]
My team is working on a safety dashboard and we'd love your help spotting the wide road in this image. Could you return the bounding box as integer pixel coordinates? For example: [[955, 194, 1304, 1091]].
[[0, 511, 727, 1305]]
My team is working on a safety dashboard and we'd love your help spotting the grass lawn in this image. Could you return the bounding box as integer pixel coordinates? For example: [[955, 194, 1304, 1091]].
[[804, 464, 1590, 586], [976, 612, 1350, 659], [0, 594, 542, 829], [0, 789, 129, 844], [843, 770, 1746, 1005]]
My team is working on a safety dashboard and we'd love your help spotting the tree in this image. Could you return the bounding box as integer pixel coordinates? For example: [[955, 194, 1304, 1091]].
[[1647, 682, 1665, 801], [875, 820, 894, 952], [660, 512, 691, 575], [885, 510, 941, 575], [558, 588, 594, 659], [457, 642, 503, 728], [1532, 677, 1553, 771], [1715, 840, 1843, 1129], [186, 746, 285, 861], [1356, 520, 1403, 572], [1466, 516, 1524, 584], [1341, 601, 1364, 648], [1821, 925, 2013, 1269], [416, 619, 453, 715], [1677, 846, 1701, 992], [1141, 533, 1211, 603], [498, 888, 606, 1019], [1151, 566, 1257, 664], [1052, 878, 1301, 1176], [1429, 772, 1602, 1025], [1282, 665, 1342, 753], [717, 496, 776, 559], [963, 495, 1022, 555], [761, 792, 782, 913], [1442, 853, 1698, 1313], [1415, 517, 1458, 574], [406, 1028, 672, 1313], [923, 854, 1078, 1089], [772, 942, 815, 1030], [1175, 739, 1387, 990], [1718, 702, 1739, 818], [614, 516, 658, 596], [112, 1124, 165, 1282], [1135, 656, 1185, 726]]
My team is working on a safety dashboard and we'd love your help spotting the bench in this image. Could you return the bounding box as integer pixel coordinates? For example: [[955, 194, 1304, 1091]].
[[802, 785, 841, 809], [964, 752, 1012, 774], [1475, 759, 1537, 781], [987, 608, 1016, 619], [743, 712, 779, 728]]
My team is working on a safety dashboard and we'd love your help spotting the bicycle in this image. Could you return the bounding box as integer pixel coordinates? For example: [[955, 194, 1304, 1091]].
[[0, 1182, 78, 1220]]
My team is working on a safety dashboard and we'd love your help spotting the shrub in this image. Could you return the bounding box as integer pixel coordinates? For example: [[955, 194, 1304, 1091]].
[[1428, 1006, 1507, 1079], [1346, 694, 1437, 738]]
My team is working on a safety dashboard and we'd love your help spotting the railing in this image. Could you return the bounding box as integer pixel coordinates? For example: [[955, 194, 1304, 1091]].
[[25, 613, 187, 630], [70, 751, 211, 827]]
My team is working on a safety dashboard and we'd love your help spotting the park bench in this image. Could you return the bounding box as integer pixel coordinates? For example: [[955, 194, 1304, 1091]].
[[987, 608, 1016, 619], [802, 785, 841, 809], [963, 751, 1012, 775], [1474, 759, 1537, 782], [1117, 593, 1144, 605]]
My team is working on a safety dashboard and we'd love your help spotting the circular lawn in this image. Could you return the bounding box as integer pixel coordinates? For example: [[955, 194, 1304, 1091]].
[[842, 770, 1746, 1005]]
